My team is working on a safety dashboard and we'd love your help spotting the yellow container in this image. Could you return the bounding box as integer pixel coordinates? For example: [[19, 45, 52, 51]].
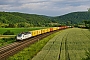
[[30, 30, 37, 36], [41, 29, 45, 34], [55, 27, 58, 30], [45, 29, 48, 33], [57, 27, 59, 30], [41, 29, 47, 34], [37, 30, 41, 35], [47, 28, 50, 32], [53, 27, 57, 31]]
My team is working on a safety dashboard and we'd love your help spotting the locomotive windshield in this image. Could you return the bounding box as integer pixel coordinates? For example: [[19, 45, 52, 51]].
[[17, 34, 22, 37]]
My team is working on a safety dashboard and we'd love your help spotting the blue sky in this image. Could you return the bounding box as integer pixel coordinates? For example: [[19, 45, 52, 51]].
[[0, 0, 90, 16]]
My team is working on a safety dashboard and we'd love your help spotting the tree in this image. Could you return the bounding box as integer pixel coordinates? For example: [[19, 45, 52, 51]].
[[83, 20, 90, 28], [17, 23, 25, 27], [87, 8, 90, 12], [8, 23, 15, 28], [66, 21, 72, 26]]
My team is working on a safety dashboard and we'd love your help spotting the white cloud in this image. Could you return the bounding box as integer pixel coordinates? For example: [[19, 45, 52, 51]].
[[0, 0, 90, 16], [0, 5, 10, 11]]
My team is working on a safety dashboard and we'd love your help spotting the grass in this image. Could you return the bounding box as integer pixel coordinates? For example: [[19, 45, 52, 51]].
[[32, 28, 90, 60], [0, 27, 46, 47], [8, 30, 61, 60], [32, 29, 69, 60], [0, 27, 46, 35], [0, 35, 15, 39], [4, 28, 90, 60], [0, 38, 16, 47], [66, 28, 90, 60]]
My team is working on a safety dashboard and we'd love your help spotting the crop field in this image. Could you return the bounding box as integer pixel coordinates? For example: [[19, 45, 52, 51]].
[[67, 28, 90, 60], [32, 28, 90, 60]]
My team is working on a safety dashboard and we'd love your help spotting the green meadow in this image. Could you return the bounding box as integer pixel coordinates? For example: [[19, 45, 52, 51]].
[[0, 27, 46, 35]]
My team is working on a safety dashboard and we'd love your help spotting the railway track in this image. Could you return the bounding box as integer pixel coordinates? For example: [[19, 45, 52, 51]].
[[0, 30, 58, 60]]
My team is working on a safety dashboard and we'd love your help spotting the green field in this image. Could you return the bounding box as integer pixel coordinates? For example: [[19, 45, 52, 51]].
[[32, 28, 90, 60], [67, 28, 90, 60], [0, 27, 46, 35], [0, 27, 46, 47], [0, 38, 15, 47], [2, 28, 90, 60], [8, 30, 61, 60]]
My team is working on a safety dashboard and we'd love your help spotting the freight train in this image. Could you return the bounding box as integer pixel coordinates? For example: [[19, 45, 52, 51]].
[[16, 26, 69, 41]]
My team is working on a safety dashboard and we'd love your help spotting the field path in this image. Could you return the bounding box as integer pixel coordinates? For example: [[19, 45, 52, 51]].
[[32, 28, 90, 60]]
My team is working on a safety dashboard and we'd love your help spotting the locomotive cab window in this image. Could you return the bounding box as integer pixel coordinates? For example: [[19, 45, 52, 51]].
[[17, 34, 22, 37]]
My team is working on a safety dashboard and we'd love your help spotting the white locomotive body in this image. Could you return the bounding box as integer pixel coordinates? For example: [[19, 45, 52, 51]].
[[16, 32, 32, 40]]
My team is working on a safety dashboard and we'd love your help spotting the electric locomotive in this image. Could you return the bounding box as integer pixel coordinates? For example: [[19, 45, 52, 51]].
[[16, 32, 32, 40]]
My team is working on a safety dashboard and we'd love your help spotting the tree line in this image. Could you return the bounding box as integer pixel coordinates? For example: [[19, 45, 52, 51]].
[[0, 12, 61, 28], [0, 11, 90, 28], [83, 20, 90, 29]]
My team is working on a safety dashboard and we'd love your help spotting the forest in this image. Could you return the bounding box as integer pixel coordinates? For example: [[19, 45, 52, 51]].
[[0, 11, 90, 28]]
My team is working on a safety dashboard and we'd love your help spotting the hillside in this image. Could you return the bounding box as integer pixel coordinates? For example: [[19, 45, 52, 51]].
[[0, 12, 54, 27], [0, 11, 90, 27], [53, 11, 90, 24]]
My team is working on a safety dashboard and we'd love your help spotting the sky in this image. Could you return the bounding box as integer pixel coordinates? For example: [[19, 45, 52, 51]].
[[0, 0, 90, 16]]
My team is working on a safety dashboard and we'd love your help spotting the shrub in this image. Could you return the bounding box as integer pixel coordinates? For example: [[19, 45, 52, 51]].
[[2, 38, 15, 42], [3, 30, 14, 35]]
